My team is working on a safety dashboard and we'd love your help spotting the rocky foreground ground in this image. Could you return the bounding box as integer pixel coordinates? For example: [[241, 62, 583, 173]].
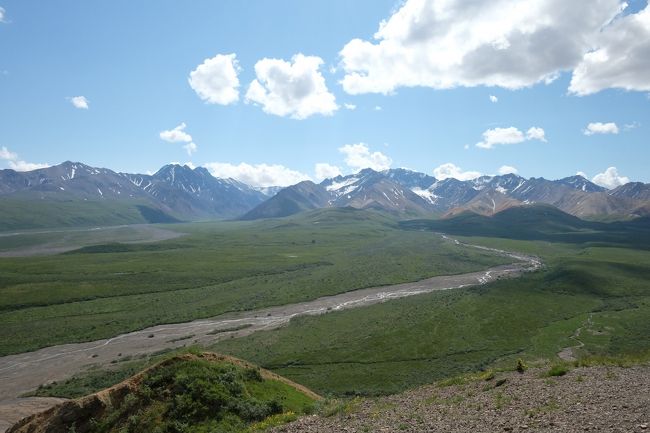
[[274, 365, 650, 433]]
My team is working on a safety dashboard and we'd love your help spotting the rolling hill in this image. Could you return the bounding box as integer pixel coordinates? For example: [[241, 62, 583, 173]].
[[9, 352, 318, 433]]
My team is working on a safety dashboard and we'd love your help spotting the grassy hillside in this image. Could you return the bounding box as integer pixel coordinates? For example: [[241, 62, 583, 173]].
[[209, 212, 650, 395], [400, 205, 650, 249], [14, 352, 317, 433], [0, 196, 178, 231], [0, 208, 509, 355]]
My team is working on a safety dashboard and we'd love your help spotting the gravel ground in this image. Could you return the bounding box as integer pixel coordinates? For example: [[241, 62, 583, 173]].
[[274, 365, 650, 433]]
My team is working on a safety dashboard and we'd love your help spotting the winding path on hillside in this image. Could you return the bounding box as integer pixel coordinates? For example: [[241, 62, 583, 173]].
[[0, 236, 542, 432]]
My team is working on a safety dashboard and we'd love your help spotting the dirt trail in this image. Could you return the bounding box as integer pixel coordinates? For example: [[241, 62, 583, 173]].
[[558, 313, 594, 362], [0, 236, 541, 432]]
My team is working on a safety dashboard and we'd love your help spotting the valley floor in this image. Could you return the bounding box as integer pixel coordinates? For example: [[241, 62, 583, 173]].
[[0, 244, 536, 431], [274, 365, 650, 433]]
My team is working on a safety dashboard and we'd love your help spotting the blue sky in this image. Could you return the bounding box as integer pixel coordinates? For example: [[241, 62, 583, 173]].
[[0, 0, 648, 187]]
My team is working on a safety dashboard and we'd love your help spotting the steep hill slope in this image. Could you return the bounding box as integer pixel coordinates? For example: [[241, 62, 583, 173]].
[[9, 352, 319, 433]]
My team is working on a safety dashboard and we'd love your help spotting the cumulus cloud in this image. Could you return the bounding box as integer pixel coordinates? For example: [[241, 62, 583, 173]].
[[0, 146, 49, 171], [182, 142, 197, 156], [576, 171, 588, 178], [339, 0, 629, 95], [489, 95, 498, 103], [245, 54, 338, 119], [159, 122, 192, 143], [0, 7, 6, 23], [159, 123, 197, 156], [339, 143, 392, 171], [526, 127, 547, 141], [0, 146, 17, 160], [69, 96, 89, 109], [476, 126, 546, 149], [344, 103, 357, 110], [433, 163, 482, 181], [204, 162, 311, 187], [592, 167, 630, 189], [569, 4, 650, 95], [315, 163, 342, 181], [189, 53, 240, 105], [498, 165, 518, 175], [584, 122, 619, 135]]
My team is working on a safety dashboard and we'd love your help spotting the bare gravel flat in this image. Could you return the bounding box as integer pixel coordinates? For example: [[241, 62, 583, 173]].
[[275, 365, 650, 433]]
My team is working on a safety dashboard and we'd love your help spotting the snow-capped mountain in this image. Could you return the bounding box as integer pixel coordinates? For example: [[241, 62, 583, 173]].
[[122, 164, 265, 219], [2, 162, 649, 228], [243, 169, 650, 220], [0, 162, 267, 227]]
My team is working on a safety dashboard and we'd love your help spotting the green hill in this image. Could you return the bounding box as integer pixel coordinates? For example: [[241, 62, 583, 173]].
[[10, 352, 318, 433], [0, 195, 179, 231], [400, 204, 650, 248]]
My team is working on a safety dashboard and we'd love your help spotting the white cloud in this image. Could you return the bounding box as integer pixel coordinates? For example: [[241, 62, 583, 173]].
[[159, 122, 192, 143], [0, 6, 6, 22], [433, 163, 481, 181], [569, 4, 650, 95], [8, 160, 50, 171], [339, 143, 392, 171], [0, 146, 17, 160], [623, 121, 640, 131], [204, 162, 311, 187], [498, 165, 518, 175], [182, 142, 197, 156], [584, 122, 619, 136], [339, 0, 627, 95], [189, 53, 240, 105], [489, 95, 498, 103], [160, 123, 198, 155], [314, 163, 343, 181], [592, 167, 630, 189], [69, 96, 89, 109], [374, 105, 382, 111], [476, 126, 546, 149], [0, 146, 49, 171], [576, 171, 588, 178], [526, 126, 547, 142], [245, 54, 338, 119], [344, 103, 357, 110]]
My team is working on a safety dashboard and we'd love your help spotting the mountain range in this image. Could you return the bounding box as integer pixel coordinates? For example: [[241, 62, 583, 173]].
[[242, 168, 650, 221], [1, 161, 649, 230]]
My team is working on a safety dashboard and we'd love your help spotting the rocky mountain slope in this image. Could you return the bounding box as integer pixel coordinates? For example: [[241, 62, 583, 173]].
[[243, 168, 650, 220], [0, 162, 268, 229], [2, 162, 649, 227]]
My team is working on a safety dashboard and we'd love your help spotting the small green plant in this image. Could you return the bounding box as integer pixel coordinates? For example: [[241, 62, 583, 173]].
[[545, 364, 570, 377], [317, 397, 361, 417], [516, 358, 527, 373], [246, 412, 298, 432], [480, 370, 495, 381], [493, 391, 512, 410]]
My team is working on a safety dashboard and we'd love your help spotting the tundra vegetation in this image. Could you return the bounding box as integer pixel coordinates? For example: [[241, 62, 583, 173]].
[[17, 207, 650, 399]]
